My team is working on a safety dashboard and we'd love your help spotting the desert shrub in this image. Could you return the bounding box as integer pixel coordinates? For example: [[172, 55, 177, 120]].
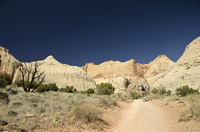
[[36, 83, 59, 93], [72, 104, 102, 123], [96, 83, 115, 95], [59, 86, 77, 93], [37, 84, 49, 93], [176, 85, 199, 96], [159, 88, 171, 95], [48, 83, 58, 91], [59, 88, 65, 92], [129, 91, 142, 99], [0, 74, 12, 87], [152, 88, 171, 95], [98, 96, 117, 107], [86, 88, 94, 95]]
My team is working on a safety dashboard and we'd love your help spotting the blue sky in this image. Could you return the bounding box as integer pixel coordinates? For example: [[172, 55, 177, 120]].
[[0, 0, 200, 66]]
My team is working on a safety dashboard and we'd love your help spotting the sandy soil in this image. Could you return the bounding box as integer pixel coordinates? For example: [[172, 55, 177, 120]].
[[105, 99, 200, 132]]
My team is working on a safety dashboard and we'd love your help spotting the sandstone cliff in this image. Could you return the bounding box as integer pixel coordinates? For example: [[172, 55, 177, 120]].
[[152, 37, 200, 93], [0, 46, 20, 78], [13, 55, 96, 91], [83, 55, 174, 91]]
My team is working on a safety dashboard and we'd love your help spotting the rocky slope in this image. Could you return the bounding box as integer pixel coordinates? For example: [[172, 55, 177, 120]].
[[152, 37, 200, 93], [0, 46, 20, 78], [12, 55, 96, 91]]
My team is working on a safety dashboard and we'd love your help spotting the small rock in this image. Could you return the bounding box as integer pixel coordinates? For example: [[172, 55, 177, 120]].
[[178, 101, 184, 103], [187, 114, 193, 118], [0, 119, 8, 126], [165, 103, 169, 106], [52, 118, 60, 124], [26, 114, 35, 118], [8, 111, 17, 117]]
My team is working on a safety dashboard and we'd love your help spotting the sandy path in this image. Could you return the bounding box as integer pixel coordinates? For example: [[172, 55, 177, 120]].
[[111, 99, 170, 132]]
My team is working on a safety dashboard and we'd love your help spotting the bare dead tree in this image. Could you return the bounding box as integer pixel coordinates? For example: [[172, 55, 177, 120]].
[[19, 57, 46, 92]]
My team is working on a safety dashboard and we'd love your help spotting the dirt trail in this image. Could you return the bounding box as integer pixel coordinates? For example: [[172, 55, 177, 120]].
[[109, 99, 200, 132]]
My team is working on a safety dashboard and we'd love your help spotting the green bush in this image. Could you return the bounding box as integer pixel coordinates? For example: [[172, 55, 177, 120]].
[[48, 83, 58, 91], [59, 86, 77, 93], [129, 91, 142, 99], [96, 83, 115, 95], [86, 88, 94, 95], [37, 84, 49, 93], [0, 74, 12, 87], [176, 85, 199, 96], [36, 83, 59, 93]]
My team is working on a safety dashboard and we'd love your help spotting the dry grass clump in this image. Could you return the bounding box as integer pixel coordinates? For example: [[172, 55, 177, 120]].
[[111, 92, 131, 102], [165, 95, 181, 102], [98, 95, 118, 107], [71, 103, 103, 123], [0, 87, 119, 131], [185, 94, 200, 120]]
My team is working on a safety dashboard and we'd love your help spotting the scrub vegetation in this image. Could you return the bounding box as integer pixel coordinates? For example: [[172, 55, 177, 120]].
[[0, 84, 130, 131], [146, 85, 200, 122]]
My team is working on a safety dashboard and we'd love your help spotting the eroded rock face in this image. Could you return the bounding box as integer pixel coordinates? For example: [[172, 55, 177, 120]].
[[145, 55, 175, 78], [152, 37, 200, 93], [13, 56, 96, 91], [0, 46, 20, 78], [83, 55, 174, 91], [83, 59, 144, 79]]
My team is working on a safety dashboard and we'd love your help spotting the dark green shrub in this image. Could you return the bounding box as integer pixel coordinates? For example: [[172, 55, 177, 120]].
[[86, 88, 94, 95], [96, 83, 115, 95], [176, 85, 199, 96], [59, 88, 65, 92], [37, 84, 49, 93], [0, 74, 12, 87], [48, 83, 58, 91], [59, 86, 77, 93], [152, 88, 171, 95], [36, 83, 59, 93]]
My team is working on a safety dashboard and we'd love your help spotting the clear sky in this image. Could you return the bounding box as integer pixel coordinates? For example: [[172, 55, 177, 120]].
[[0, 0, 200, 66]]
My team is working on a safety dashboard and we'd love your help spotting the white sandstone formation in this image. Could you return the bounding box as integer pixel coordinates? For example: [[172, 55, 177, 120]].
[[152, 37, 200, 93], [13, 55, 96, 91], [0, 46, 20, 78]]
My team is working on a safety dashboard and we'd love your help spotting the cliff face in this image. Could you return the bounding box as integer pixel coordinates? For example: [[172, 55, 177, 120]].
[[83, 55, 174, 89], [83, 59, 144, 79], [0, 46, 20, 78], [13, 55, 96, 91], [152, 37, 200, 93]]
